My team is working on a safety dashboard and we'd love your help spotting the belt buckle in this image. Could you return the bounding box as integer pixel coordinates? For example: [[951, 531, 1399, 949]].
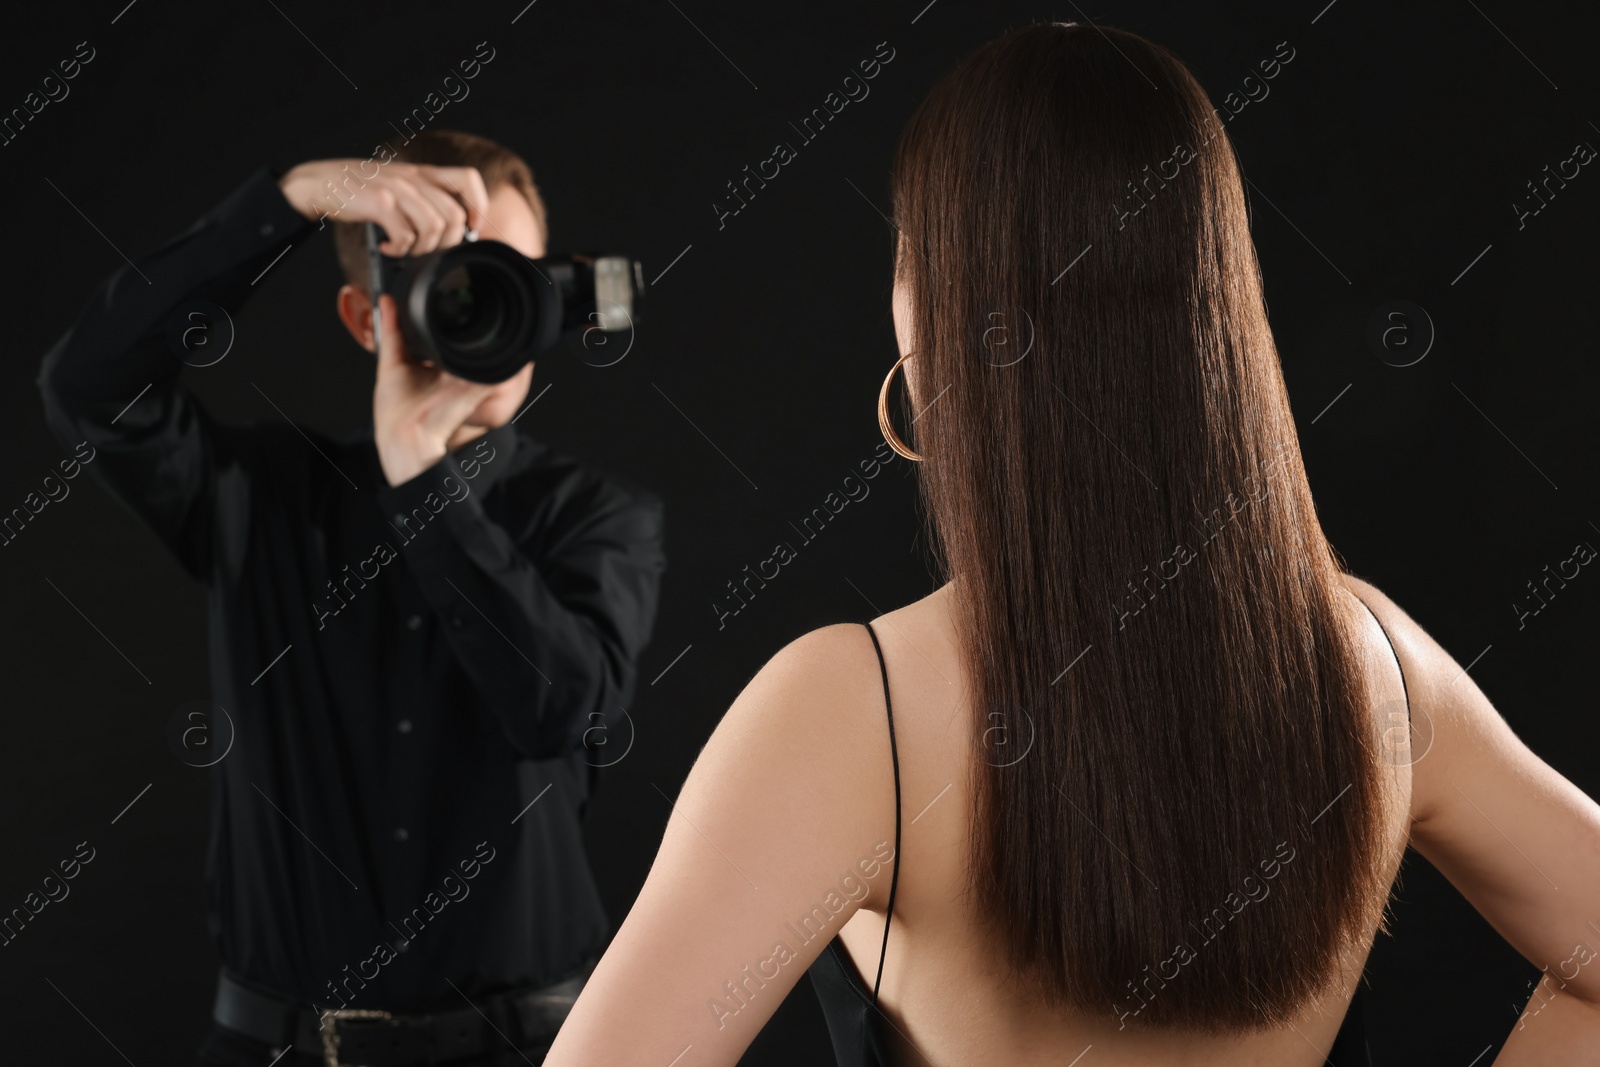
[[318, 1007, 395, 1067]]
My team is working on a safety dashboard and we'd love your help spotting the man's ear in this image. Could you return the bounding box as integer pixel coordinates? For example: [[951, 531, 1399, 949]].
[[337, 284, 377, 353]]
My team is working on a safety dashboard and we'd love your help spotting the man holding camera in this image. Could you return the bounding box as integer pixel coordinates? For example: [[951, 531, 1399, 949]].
[[37, 130, 665, 1065]]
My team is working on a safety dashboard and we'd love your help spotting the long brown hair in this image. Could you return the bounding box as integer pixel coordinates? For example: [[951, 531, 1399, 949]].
[[888, 23, 1392, 1032]]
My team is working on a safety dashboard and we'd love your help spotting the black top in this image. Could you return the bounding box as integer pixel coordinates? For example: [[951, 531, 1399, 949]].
[[808, 600, 1408, 1066], [36, 166, 667, 1010]]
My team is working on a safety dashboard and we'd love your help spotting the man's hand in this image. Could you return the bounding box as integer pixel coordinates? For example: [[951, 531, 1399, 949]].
[[277, 159, 491, 256], [372, 294, 500, 486]]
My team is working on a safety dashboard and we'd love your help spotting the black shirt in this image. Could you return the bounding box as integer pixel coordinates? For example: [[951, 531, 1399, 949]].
[[36, 165, 667, 1012]]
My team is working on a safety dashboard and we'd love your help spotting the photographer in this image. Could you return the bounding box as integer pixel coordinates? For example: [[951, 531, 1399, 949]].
[[37, 130, 666, 1066]]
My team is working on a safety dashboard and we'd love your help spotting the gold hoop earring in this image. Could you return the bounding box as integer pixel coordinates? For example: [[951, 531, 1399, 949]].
[[877, 351, 925, 462]]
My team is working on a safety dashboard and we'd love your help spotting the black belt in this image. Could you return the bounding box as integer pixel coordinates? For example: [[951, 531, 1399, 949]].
[[212, 962, 593, 1066]]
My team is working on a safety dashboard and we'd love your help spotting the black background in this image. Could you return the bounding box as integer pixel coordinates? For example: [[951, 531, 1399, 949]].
[[2, 1, 1596, 1062]]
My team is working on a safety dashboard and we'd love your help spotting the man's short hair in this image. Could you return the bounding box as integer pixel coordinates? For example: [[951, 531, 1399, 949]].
[[330, 129, 548, 289]]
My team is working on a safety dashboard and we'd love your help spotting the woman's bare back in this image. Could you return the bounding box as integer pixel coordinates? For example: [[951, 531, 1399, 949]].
[[545, 572, 1600, 1066], [831, 577, 1414, 1066]]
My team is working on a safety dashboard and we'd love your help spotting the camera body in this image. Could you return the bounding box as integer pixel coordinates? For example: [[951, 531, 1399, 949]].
[[366, 222, 642, 384]]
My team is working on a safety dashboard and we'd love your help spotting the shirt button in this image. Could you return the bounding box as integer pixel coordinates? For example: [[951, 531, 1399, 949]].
[[406, 614, 423, 630], [260, 222, 274, 236], [449, 614, 464, 629], [393, 827, 409, 842], [397, 719, 412, 734]]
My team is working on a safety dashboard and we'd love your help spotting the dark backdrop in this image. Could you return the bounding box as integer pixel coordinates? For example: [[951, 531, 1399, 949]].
[[1, 1, 1595, 1062]]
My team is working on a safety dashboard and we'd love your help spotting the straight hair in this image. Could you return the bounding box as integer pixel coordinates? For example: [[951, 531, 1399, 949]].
[[888, 22, 1393, 1032]]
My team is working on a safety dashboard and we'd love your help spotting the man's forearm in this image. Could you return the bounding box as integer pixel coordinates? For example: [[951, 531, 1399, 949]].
[[34, 166, 313, 576], [406, 538, 658, 758], [39, 166, 311, 433], [375, 452, 666, 757]]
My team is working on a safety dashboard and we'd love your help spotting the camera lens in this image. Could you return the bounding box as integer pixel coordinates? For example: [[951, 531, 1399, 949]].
[[386, 237, 584, 383], [416, 241, 552, 383], [433, 262, 514, 354]]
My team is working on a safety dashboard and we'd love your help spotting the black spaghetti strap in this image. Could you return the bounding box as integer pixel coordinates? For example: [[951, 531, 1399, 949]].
[[862, 621, 902, 1007], [1352, 593, 1410, 721]]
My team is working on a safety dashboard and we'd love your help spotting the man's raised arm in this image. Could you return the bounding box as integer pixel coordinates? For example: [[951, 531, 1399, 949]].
[[36, 166, 313, 579]]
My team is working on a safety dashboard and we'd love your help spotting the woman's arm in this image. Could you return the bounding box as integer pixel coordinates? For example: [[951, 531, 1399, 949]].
[[544, 622, 900, 1066], [1345, 577, 1600, 1059]]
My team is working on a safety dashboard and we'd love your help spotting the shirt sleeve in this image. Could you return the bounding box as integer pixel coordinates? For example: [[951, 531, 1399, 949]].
[[35, 165, 315, 581], [374, 446, 667, 760]]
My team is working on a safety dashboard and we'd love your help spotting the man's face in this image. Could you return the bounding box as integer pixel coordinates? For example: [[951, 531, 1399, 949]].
[[339, 182, 545, 429]]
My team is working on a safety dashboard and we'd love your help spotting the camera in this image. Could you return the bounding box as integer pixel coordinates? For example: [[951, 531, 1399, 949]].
[[366, 222, 643, 384]]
